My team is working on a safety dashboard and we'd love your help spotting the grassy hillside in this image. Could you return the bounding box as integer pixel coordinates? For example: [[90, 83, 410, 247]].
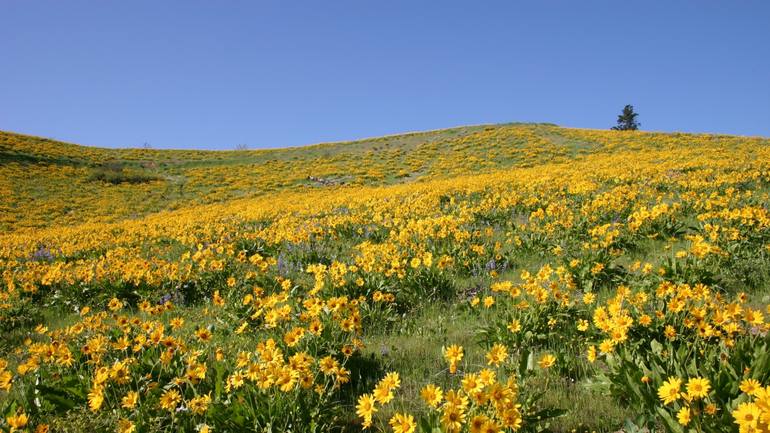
[[1, 124, 770, 433], [4, 123, 766, 231], [2, 123, 546, 230]]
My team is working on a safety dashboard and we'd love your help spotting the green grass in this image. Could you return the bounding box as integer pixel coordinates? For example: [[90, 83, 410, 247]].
[[88, 162, 164, 185], [358, 298, 634, 433]]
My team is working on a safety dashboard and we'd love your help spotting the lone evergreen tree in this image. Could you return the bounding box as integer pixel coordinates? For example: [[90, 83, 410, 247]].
[[611, 105, 640, 131]]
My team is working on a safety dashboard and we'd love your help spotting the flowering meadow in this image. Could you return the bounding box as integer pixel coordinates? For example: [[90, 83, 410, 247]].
[[2, 124, 770, 432]]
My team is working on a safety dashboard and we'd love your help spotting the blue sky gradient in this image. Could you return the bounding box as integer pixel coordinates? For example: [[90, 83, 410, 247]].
[[2, 1, 769, 149]]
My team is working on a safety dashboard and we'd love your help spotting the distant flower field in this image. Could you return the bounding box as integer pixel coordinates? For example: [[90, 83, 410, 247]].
[[1, 125, 770, 432]]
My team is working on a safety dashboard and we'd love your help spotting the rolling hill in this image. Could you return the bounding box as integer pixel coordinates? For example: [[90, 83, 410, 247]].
[[3, 123, 767, 231]]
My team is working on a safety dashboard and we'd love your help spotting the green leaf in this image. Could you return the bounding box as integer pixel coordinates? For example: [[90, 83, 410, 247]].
[[622, 368, 646, 406], [37, 385, 83, 413], [518, 349, 531, 377], [650, 339, 663, 356], [655, 406, 684, 433], [419, 415, 432, 433], [215, 363, 225, 400]]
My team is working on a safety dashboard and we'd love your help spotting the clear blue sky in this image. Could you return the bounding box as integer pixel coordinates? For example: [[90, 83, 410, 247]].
[[2, 1, 769, 149]]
